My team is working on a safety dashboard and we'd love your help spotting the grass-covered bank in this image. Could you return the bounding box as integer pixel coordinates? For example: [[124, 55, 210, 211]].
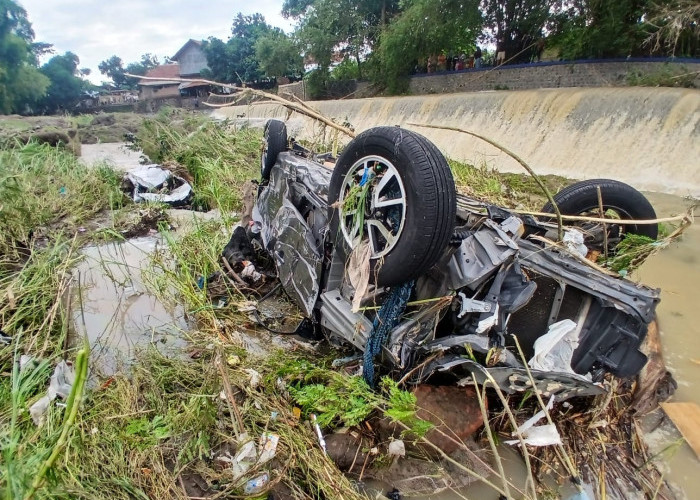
[[0, 112, 685, 499]]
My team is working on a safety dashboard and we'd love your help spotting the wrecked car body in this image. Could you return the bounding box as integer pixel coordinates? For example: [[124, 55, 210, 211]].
[[248, 122, 660, 399]]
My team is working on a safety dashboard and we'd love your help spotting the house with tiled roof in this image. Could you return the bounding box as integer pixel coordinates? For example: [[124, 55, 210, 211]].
[[138, 63, 182, 99]]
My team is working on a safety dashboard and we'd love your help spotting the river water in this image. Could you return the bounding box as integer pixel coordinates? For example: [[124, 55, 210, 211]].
[[635, 192, 700, 497]]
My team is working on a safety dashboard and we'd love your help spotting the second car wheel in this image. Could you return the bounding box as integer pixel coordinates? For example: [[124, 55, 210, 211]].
[[261, 119, 287, 181], [542, 179, 658, 251], [328, 126, 457, 286]]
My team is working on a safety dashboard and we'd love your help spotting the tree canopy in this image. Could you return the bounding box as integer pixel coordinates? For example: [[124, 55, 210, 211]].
[[203, 13, 296, 85], [0, 0, 49, 113], [38, 52, 85, 113]]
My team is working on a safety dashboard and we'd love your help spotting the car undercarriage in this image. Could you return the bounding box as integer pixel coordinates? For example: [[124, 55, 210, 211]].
[[246, 122, 660, 400]]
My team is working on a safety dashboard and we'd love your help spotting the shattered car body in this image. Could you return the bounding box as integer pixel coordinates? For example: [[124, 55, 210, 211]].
[[250, 123, 660, 400]]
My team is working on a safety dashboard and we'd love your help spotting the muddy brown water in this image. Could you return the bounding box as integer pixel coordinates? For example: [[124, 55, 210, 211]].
[[71, 236, 189, 376]]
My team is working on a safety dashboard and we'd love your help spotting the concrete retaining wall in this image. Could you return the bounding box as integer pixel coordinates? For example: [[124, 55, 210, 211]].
[[408, 59, 700, 94], [213, 87, 700, 197]]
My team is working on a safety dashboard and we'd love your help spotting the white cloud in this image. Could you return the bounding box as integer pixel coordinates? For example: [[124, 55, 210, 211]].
[[19, 0, 295, 84]]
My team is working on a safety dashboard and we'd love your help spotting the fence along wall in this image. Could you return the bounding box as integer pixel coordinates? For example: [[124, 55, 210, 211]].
[[408, 59, 700, 94]]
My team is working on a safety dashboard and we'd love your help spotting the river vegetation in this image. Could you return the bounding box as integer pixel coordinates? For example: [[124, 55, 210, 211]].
[[0, 113, 692, 498]]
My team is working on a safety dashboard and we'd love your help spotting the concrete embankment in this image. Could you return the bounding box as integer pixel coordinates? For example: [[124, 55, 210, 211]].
[[213, 87, 700, 197]]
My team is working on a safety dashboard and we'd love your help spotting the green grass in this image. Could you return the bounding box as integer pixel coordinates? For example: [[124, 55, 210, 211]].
[[449, 159, 570, 210], [0, 142, 127, 258], [134, 111, 260, 213]]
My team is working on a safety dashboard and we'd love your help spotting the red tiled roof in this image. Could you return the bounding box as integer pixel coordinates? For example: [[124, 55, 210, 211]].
[[138, 64, 181, 85]]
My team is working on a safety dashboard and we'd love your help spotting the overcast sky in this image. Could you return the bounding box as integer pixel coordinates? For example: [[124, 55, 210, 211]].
[[19, 0, 294, 84]]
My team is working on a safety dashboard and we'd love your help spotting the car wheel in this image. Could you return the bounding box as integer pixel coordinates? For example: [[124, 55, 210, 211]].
[[328, 126, 456, 286], [542, 179, 658, 250], [261, 120, 287, 181]]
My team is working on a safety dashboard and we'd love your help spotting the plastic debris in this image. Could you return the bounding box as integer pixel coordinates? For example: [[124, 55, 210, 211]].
[[123, 165, 193, 206], [505, 396, 562, 447], [244, 368, 262, 389], [231, 438, 257, 480], [29, 360, 77, 425], [311, 414, 327, 453], [388, 439, 406, 457], [528, 319, 587, 378], [562, 229, 588, 258], [0, 330, 12, 345], [258, 432, 279, 463], [243, 473, 269, 495], [240, 261, 262, 282], [386, 488, 402, 500]]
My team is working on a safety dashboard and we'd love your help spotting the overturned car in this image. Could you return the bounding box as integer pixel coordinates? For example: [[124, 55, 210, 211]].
[[247, 121, 660, 399]]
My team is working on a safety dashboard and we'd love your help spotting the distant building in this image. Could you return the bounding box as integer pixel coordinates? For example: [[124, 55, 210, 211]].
[[171, 39, 209, 77], [138, 63, 181, 99], [138, 39, 212, 101]]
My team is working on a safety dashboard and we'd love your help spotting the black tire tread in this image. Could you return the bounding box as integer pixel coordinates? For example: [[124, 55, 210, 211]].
[[261, 120, 287, 180], [329, 126, 456, 285], [542, 179, 658, 240]]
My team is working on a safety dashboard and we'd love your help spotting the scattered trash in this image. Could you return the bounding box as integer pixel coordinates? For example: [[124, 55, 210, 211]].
[[292, 407, 302, 420], [29, 360, 77, 425], [243, 473, 269, 494], [311, 414, 327, 453], [236, 301, 257, 313], [529, 319, 588, 379], [240, 261, 262, 282], [505, 396, 562, 447], [0, 330, 11, 345], [348, 240, 372, 312], [258, 432, 279, 463], [562, 229, 588, 257], [386, 488, 402, 500], [388, 439, 406, 457], [122, 165, 193, 206], [244, 369, 262, 390], [231, 437, 257, 481], [226, 354, 241, 367]]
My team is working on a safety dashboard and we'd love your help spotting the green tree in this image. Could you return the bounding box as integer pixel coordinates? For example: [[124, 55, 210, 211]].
[[284, 0, 401, 78], [0, 0, 49, 113], [254, 32, 303, 78], [549, 0, 664, 59], [203, 13, 278, 84], [377, 0, 482, 93], [98, 55, 128, 88], [38, 51, 85, 113], [480, 0, 555, 64]]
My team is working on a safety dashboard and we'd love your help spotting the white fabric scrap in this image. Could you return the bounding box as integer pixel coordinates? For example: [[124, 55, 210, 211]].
[[505, 396, 562, 447], [348, 240, 372, 313], [528, 319, 580, 375]]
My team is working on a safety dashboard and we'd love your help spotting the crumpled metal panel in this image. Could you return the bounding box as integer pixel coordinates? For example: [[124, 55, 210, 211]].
[[446, 228, 518, 290], [254, 154, 324, 316]]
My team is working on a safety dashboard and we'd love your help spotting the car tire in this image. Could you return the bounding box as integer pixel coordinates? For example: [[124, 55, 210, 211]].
[[261, 120, 287, 181], [542, 179, 658, 240], [328, 126, 456, 286]]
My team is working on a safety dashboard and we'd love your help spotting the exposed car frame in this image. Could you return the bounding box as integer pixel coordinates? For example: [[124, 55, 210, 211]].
[[250, 123, 660, 399]]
